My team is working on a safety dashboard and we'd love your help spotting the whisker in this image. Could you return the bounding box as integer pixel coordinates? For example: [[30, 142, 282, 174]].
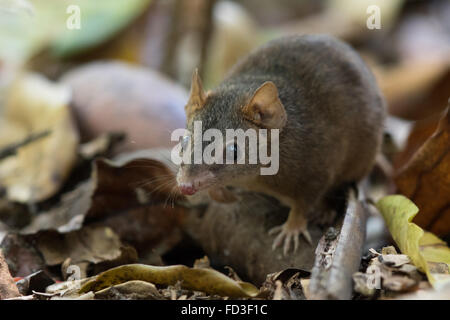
[[127, 156, 179, 170], [133, 175, 176, 189], [138, 180, 177, 201]]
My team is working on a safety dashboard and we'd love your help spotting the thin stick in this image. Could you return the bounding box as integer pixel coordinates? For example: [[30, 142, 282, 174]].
[[309, 185, 369, 300], [0, 130, 51, 161]]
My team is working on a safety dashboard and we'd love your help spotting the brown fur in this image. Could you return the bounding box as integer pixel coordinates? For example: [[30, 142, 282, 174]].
[[179, 35, 385, 249]]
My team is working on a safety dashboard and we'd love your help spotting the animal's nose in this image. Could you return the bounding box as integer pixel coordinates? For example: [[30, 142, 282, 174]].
[[178, 182, 197, 195]]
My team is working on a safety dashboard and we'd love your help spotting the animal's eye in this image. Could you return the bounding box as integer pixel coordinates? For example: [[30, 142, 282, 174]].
[[181, 135, 190, 152], [225, 142, 240, 162]]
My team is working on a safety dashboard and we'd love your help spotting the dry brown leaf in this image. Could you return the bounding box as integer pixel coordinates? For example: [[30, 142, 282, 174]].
[[21, 150, 184, 260], [354, 245, 429, 297], [0, 233, 47, 277], [373, 60, 450, 120], [1, 226, 137, 279], [23, 150, 182, 228], [395, 107, 450, 236], [393, 112, 441, 170], [35, 226, 133, 266], [378, 254, 411, 267], [261, 268, 309, 300], [0, 73, 79, 202], [0, 249, 21, 299]]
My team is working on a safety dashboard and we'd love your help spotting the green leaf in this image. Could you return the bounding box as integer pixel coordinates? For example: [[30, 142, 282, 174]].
[[50, 0, 152, 57], [0, 0, 151, 64], [79, 264, 260, 298]]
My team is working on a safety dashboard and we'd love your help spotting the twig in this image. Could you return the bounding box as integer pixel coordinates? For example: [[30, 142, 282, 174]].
[[161, 0, 183, 79], [309, 186, 369, 299], [198, 0, 217, 79], [0, 130, 51, 161], [161, 0, 217, 85]]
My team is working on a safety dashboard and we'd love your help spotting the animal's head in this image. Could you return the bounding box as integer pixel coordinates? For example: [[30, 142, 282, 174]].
[[176, 69, 287, 195]]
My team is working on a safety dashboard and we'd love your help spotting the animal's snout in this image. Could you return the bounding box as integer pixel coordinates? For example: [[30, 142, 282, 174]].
[[177, 169, 215, 195], [178, 182, 197, 195]]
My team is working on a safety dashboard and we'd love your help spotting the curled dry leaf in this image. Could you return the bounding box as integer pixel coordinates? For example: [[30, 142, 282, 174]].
[[79, 264, 260, 298], [12, 148, 185, 273], [378, 254, 411, 268], [354, 246, 425, 297], [395, 107, 450, 236], [376, 195, 450, 289], [22, 150, 184, 254], [46, 277, 91, 298], [15, 270, 55, 296], [261, 268, 310, 300], [1, 226, 137, 278], [0, 73, 79, 202], [35, 226, 137, 270]]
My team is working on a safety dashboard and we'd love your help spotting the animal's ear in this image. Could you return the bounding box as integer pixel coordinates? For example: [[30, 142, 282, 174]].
[[185, 68, 207, 119], [242, 81, 287, 129]]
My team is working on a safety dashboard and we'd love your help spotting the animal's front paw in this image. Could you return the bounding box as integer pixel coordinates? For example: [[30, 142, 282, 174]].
[[268, 220, 312, 256]]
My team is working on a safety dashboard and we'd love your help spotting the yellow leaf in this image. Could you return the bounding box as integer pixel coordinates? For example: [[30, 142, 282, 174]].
[[79, 264, 259, 298], [376, 195, 450, 289], [0, 73, 79, 202]]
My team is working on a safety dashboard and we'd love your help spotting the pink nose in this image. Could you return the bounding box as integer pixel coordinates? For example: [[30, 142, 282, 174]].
[[179, 183, 197, 195]]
